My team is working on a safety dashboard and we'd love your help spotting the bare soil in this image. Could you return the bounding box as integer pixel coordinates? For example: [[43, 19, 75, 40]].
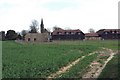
[[47, 52, 96, 79], [82, 48, 116, 78]]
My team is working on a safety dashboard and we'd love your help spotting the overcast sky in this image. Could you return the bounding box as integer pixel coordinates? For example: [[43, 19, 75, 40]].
[[0, 0, 119, 33]]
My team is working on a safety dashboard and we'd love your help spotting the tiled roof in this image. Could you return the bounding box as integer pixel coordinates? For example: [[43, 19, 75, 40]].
[[104, 29, 120, 32], [85, 33, 99, 37], [52, 29, 82, 35], [97, 29, 120, 34]]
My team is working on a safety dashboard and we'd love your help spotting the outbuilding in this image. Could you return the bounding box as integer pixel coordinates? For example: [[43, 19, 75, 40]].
[[85, 33, 101, 40]]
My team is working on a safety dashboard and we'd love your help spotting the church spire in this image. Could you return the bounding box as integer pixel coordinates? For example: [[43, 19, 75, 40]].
[[40, 18, 44, 33]]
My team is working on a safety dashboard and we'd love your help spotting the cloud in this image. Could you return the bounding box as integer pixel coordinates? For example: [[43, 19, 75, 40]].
[[0, 0, 119, 33], [42, 0, 78, 11]]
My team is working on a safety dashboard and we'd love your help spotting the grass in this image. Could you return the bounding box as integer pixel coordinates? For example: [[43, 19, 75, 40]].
[[2, 40, 119, 78], [52, 40, 118, 50], [98, 54, 119, 79], [2, 41, 98, 78]]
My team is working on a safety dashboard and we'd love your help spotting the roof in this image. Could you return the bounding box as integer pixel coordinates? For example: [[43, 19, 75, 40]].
[[97, 29, 120, 34], [85, 33, 99, 37], [25, 33, 48, 37], [52, 29, 82, 35], [104, 29, 120, 32]]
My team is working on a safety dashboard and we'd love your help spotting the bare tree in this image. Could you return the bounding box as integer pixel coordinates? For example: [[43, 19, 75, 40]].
[[21, 30, 28, 40], [29, 19, 39, 33], [88, 28, 95, 33], [53, 25, 63, 31]]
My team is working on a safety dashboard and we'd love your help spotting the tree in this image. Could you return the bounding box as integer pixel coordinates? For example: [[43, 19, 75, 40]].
[[21, 30, 28, 40], [0, 31, 5, 41], [53, 26, 63, 31], [6, 30, 17, 40], [29, 19, 39, 33], [88, 28, 95, 33], [17, 33, 22, 40]]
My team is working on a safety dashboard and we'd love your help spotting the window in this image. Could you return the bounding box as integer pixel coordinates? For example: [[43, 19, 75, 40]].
[[34, 38, 36, 41], [71, 32, 74, 34], [105, 32, 108, 34], [66, 32, 69, 34], [78, 33, 81, 35], [59, 32, 62, 34], [57, 32, 62, 35], [112, 31, 114, 34], [28, 38, 30, 41]]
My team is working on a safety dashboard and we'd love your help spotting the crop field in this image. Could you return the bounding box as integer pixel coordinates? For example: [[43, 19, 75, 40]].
[[2, 40, 119, 79]]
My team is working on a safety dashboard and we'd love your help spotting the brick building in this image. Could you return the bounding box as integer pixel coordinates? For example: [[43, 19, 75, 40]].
[[85, 33, 101, 40], [96, 29, 120, 40], [51, 29, 85, 40]]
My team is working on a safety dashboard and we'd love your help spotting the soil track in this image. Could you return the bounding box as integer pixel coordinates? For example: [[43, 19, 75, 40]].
[[82, 48, 116, 78], [47, 48, 117, 79], [47, 52, 96, 79]]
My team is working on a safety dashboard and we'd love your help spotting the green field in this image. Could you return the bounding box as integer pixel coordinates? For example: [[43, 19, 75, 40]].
[[98, 54, 119, 79], [2, 40, 119, 78]]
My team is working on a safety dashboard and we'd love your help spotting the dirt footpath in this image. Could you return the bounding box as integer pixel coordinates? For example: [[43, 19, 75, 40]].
[[82, 48, 116, 78], [47, 52, 96, 79]]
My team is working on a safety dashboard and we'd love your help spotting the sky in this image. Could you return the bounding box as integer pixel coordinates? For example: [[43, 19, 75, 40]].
[[0, 0, 119, 33]]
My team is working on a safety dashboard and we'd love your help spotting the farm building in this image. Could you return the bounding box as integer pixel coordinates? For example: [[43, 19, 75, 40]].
[[96, 29, 120, 40], [25, 33, 49, 42], [85, 33, 101, 40], [51, 29, 85, 40]]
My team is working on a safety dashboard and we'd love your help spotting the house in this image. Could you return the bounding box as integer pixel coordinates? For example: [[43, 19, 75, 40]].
[[96, 29, 120, 40], [85, 33, 101, 40], [51, 29, 85, 40]]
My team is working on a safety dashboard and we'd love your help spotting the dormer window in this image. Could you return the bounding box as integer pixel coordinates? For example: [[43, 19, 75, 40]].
[[71, 32, 74, 34], [105, 32, 108, 34], [66, 32, 69, 34], [78, 33, 81, 35], [112, 31, 114, 34], [59, 32, 62, 34], [57, 32, 62, 35]]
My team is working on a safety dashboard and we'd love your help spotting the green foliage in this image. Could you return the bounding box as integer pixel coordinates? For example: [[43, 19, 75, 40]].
[[5, 30, 17, 40], [2, 40, 118, 78], [98, 54, 119, 79], [2, 41, 98, 78]]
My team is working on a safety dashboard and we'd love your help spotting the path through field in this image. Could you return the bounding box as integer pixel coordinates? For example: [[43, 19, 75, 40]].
[[82, 48, 116, 78], [47, 52, 96, 79], [47, 47, 117, 79]]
